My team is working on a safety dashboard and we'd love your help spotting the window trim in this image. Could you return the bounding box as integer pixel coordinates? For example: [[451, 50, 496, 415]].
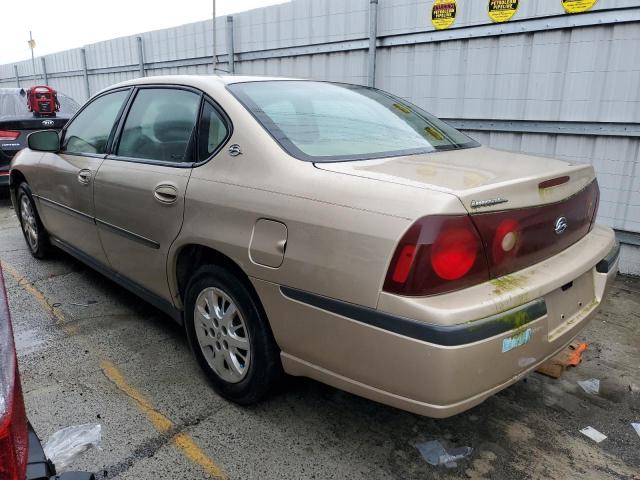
[[226, 80, 479, 163], [102, 84, 233, 169], [60, 87, 133, 158], [193, 96, 233, 166], [108, 85, 203, 168]]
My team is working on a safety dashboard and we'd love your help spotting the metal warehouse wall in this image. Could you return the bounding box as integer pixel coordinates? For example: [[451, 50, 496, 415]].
[[1, 0, 639, 274]]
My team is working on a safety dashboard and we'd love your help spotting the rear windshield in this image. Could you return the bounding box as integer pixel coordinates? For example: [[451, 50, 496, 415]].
[[0, 89, 80, 118], [228, 81, 478, 162]]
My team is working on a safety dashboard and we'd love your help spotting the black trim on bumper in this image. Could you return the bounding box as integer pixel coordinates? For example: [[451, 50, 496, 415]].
[[280, 286, 547, 347], [27, 422, 56, 480], [596, 243, 620, 273]]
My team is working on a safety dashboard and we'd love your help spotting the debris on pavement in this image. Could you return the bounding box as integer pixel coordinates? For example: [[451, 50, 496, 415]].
[[580, 426, 607, 443], [536, 342, 588, 379], [43, 423, 102, 471], [415, 440, 473, 468], [577, 378, 600, 395], [632, 423, 640, 439]]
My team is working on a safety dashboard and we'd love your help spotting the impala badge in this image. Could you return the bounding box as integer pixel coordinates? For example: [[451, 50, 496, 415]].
[[42, 119, 54, 127], [470, 197, 509, 209], [554, 216, 568, 235]]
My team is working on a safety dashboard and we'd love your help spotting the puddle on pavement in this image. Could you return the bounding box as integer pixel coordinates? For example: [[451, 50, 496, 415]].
[[14, 328, 51, 355]]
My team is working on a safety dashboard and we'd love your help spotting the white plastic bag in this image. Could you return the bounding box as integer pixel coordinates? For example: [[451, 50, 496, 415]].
[[577, 378, 600, 395], [43, 423, 101, 471], [415, 440, 473, 468]]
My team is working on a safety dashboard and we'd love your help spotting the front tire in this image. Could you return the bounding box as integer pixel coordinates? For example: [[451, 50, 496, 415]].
[[184, 265, 281, 404], [17, 182, 49, 259]]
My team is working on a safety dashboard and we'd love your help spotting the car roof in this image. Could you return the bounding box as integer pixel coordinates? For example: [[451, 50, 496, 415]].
[[98, 74, 312, 96]]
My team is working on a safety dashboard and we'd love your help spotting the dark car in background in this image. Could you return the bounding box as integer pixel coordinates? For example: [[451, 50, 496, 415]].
[[0, 88, 79, 187]]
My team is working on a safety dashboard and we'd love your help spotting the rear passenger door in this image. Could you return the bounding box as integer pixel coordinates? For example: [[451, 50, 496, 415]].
[[93, 87, 202, 302]]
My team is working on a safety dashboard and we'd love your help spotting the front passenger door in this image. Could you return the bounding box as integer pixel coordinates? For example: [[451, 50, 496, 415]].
[[93, 87, 202, 302], [35, 89, 131, 264]]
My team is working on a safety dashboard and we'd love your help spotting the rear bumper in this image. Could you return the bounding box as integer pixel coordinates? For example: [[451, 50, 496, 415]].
[[256, 225, 618, 418]]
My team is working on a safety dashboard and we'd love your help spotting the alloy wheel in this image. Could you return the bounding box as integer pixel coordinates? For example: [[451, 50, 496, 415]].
[[194, 287, 251, 383], [20, 196, 38, 251]]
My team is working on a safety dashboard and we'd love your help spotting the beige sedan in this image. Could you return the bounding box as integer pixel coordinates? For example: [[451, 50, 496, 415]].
[[10, 76, 618, 417]]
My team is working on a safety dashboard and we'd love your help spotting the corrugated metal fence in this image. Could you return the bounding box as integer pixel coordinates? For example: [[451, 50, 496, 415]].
[[1, 0, 639, 273]]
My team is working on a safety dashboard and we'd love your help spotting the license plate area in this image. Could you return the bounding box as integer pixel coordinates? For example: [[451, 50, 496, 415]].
[[545, 271, 595, 341]]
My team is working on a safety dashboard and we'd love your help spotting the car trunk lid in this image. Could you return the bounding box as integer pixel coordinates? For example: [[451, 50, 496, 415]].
[[316, 146, 599, 280], [314, 146, 595, 209]]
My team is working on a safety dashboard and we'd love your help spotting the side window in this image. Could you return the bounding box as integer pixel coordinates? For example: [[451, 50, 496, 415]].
[[117, 88, 200, 163], [198, 101, 229, 161], [62, 90, 129, 155]]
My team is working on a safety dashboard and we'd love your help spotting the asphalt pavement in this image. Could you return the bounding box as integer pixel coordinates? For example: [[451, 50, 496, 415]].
[[1, 192, 639, 480]]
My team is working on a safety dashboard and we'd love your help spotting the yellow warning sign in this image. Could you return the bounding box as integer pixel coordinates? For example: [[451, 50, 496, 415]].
[[488, 0, 518, 23], [432, 0, 457, 30], [562, 0, 598, 13]]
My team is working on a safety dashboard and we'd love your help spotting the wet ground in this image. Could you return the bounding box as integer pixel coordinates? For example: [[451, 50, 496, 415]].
[[1, 192, 639, 479]]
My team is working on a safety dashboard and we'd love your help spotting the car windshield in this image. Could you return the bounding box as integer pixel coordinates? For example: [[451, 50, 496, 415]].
[[228, 80, 479, 162], [0, 88, 80, 118]]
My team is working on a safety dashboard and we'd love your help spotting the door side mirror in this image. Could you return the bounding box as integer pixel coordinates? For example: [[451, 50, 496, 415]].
[[28, 130, 60, 152]]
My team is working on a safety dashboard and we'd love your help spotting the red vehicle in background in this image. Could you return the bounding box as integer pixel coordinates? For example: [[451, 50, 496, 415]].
[[0, 264, 94, 480]]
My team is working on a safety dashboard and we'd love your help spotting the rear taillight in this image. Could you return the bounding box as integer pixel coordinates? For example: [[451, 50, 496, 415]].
[[472, 180, 599, 279], [383, 215, 490, 296], [0, 131, 19, 141], [384, 180, 600, 297], [0, 264, 28, 480]]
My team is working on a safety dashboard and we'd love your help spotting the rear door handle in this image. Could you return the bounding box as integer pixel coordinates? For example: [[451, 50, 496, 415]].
[[153, 184, 178, 204], [77, 169, 92, 185]]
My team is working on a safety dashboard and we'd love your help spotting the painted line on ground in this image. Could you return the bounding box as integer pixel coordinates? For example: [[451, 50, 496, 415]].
[[0, 260, 77, 335], [101, 360, 227, 480], [2, 259, 226, 479]]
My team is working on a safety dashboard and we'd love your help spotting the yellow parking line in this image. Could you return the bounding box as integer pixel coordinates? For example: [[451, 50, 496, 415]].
[[2, 260, 226, 479], [0, 261, 77, 335], [101, 360, 227, 480], [100, 360, 173, 433]]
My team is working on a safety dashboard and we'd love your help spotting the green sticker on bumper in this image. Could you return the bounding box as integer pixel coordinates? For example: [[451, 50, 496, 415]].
[[502, 328, 532, 353]]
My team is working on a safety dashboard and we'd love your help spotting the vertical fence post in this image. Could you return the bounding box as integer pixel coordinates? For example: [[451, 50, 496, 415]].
[[80, 48, 90, 100], [13, 65, 20, 87], [212, 0, 218, 72], [41, 57, 48, 84], [226, 15, 235, 74], [137, 36, 145, 77], [368, 0, 379, 87]]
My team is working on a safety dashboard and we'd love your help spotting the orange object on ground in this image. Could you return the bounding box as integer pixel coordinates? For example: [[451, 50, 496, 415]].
[[535, 342, 588, 379], [565, 342, 588, 366]]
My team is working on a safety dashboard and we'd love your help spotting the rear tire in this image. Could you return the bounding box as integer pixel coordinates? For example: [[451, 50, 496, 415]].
[[17, 182, 49, 259], [184, 265, 281, 404]]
